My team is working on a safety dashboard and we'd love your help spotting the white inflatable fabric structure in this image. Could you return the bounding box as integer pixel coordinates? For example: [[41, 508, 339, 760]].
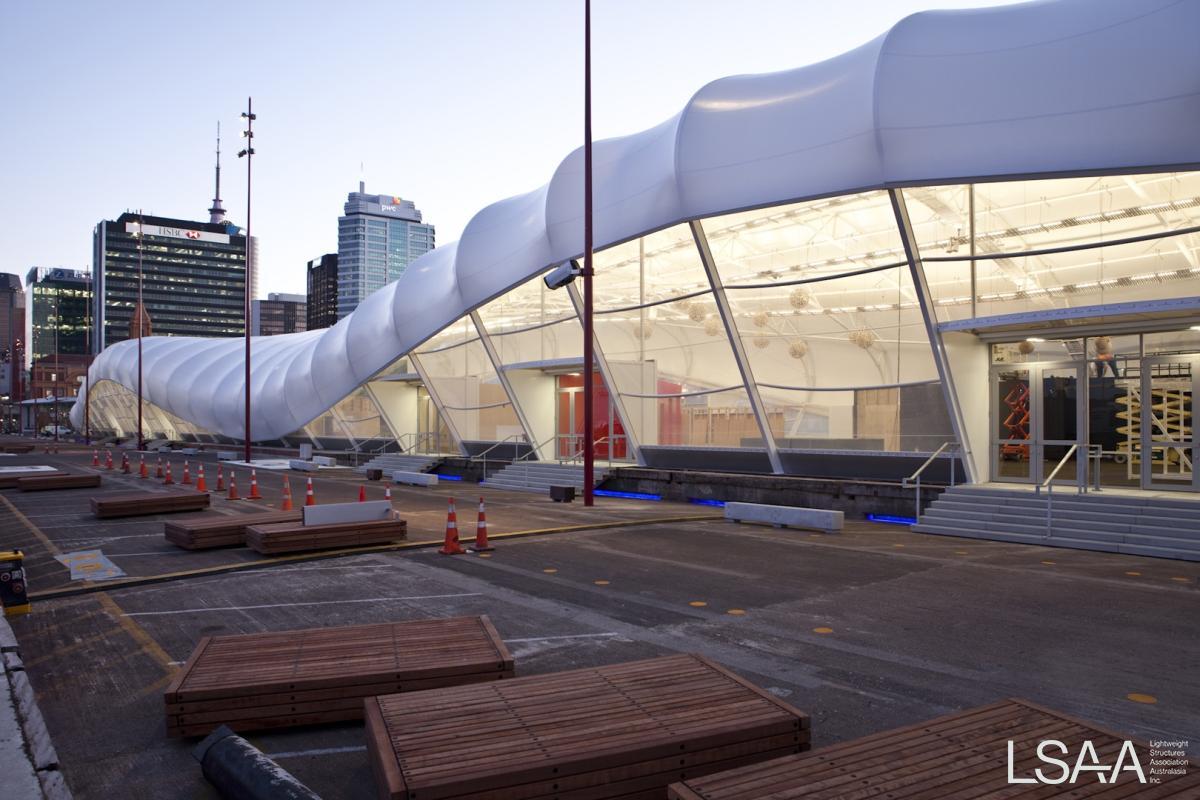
[[71, 0, 1200, 440]]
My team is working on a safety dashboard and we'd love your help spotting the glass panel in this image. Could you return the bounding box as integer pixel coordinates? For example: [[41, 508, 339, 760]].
[[414, 336, 521, 443], [1144, 328, 1200, 356], [761, 382, 952, 452], [908, 172, 1200, 319], [1147, 445, 1194, 485], [992, 339, 1083, 364], [701, 191, 904, 288], [652, 387, 759, 448], [591, 224, 710, 311], [476, 274, 576, 336], [490, 318, 582, 367], [1040, 368, 1079, 443], [329, 387, 389, 444], [1086, 335, 1140, 362], [996, 442, 1033, 481], [723, 266, 937, 388], [995, 368, 1031, 442]]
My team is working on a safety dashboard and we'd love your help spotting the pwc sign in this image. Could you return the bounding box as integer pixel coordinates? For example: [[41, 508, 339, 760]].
[[1007, 740, 1146, 785]]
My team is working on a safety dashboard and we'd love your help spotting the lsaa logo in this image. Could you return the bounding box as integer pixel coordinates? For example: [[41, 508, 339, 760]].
[[1008, 739, 1146, 784]]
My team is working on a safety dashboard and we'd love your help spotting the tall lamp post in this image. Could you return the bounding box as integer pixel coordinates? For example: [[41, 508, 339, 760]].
[[238, 98, 256, 464], [135, 212, 145, 451], [582, 0, 595, 506], [52, 288, 60, 444]]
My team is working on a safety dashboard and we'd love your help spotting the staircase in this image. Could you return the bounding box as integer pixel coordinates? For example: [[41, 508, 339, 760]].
[[355, 453, 440, 476], [913, 485, 1200, 561], [482, 462, 609, 494]]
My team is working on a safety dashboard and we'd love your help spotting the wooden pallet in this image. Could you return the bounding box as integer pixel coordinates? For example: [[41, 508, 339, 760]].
[[245, 518, 407, 554], [668, 698, 1200, 799], [0, 470, 66, 489], [165, 616, 512, 738], [18, 474, 102, 491], [0, 445, 35, 454], [91, 490, 211, 518], [164, 510, 303, 549], [365, 653, 809, 800]]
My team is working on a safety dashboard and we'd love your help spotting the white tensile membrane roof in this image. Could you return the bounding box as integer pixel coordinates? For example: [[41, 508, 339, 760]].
[[71, 0, 1200, 440]]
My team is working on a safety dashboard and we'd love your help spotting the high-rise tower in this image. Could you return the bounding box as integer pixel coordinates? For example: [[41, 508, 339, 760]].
[[208, 122, 227, 224]]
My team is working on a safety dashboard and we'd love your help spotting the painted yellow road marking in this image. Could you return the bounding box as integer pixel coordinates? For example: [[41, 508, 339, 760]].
[[96, 592, 175, 674], [726, 609, 746, 616], [1126, 693, 1157, 704], [955, 550, 969, 555], [593, 580, 610, 586], [892, 544, 905, 548], [688, 601, 707, 608], [477, 552, 492, 558], [543, 568, 558, 574], [813, 626, 834, 635], [1125, 571, 1141, 577], [1171, 576, 1191, 583], [1041, 560, 1056, 566]]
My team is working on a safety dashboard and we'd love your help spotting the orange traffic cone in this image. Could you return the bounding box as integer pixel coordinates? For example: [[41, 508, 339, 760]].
[[91, 449, 99, 467], [196, 463, 208, 492], [121, 452, 131, 474], [155, 457, 163, 479], [139, 455, 148, 479], [181, 460, 191, 485], [164, 462, 174, 485], [247, 469, 262, 500], [305, 477, 316, 506], [472, 497, 493, 552], [227, 471, 240, 500], [105, 450, 114, 470], [216, 465, 225, 491], [439, 497, 465, 555], [384, 483, 393, 504], [358, 485, 367, 502], [43, 445, 49, 454], [281, 476, 294, 511]]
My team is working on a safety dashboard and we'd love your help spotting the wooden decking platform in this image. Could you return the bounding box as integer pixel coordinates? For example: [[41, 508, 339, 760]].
[[164, 510, 303, 549], [365, 653, 809, 800], [92, 490, 211, 518], [668, 698, 1200, 799], [0, 470, 66, 489], [245, 518, 407, 554], [18, 473, 102, 491], [165, 616, 512, 738], [0, 445, 35, 454]]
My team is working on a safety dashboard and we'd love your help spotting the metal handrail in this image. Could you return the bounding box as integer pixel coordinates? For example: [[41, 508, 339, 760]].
[[515, 434, 557, 463], [902, 441, 958, 523], [1039, 443, 1080, 539], [471, 434, 529, 477], [562, 436, 617, 467]]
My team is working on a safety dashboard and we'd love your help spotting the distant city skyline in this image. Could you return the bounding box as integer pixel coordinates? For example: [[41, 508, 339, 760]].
[[0, 0, 1010, 299]]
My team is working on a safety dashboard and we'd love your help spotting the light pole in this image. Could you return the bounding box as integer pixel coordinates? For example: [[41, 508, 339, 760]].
[[136, 212, 145, 451], [52, 288, 59, 444], [582, 0, 595, 506], [238, 98, 256, 464]]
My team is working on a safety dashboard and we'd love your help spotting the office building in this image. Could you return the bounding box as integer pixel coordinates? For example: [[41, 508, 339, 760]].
[[306, 254, 338, 330], [27, 268, 91, 363], [92, 212, 248, 350], [336, 183, 434, 318], [0, 274, 25, 402], [252, 293, 307, 336]]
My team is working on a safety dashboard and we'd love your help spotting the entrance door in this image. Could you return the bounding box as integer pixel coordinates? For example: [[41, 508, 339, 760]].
[[1141, 355, 1198, 491], [555, 373, 629, 461], [991, 362, 1086, 485]]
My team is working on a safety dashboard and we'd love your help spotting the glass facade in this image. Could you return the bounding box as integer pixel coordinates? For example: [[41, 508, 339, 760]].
[[83, 170, 1200, 487], [336, 189, 435, 318]]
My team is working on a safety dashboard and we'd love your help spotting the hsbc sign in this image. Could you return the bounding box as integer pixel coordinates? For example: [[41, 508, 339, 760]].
[[124, 222, 230, 244]]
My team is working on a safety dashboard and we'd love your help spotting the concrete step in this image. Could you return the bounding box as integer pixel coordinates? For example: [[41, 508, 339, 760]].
[[944, 487, 1200, 512], [911, 523, 1125, 554]]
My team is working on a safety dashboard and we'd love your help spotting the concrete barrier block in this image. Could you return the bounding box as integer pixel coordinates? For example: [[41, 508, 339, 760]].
[[217, 451, 237, 461], [724, 502, 843, 532], [312, 456, 336, 467], [392, 470, 438, 487], [303, 500, 392, 526], [179, 447, 201, 455], [288, 460, 320, 472]]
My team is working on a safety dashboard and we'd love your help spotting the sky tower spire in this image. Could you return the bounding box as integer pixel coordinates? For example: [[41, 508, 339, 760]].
[[208, 121, 227, 224]]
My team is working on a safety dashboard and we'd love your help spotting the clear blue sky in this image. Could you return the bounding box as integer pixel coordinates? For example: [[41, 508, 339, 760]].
[[0, 0, 1008, 297]]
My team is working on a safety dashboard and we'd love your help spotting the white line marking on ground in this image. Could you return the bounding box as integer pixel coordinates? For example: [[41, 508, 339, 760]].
[[267, 746, 367, 759], [503, 633, 621, 643], [120, 593, 480, 616]]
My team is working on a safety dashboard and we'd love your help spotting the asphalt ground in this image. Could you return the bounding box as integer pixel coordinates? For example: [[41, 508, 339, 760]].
[[0, 443, 1197, 798]]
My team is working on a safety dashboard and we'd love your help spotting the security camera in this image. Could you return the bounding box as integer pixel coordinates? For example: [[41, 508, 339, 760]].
[[543, 262, 581, 290]]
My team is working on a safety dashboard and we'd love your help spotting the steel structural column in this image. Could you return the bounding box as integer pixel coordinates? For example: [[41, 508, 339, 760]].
[[581, 0, 595, 505], [888, 188, 977, 484], [469, 310, 539, 456], [567, 279, 644, 466], [407, 351, 469, 457], [689, 220, 784, 474]]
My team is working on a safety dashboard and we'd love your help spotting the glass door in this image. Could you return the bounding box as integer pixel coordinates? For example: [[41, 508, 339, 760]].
[[1141, 356, 1197, 491], [991, 362, 1085, 485]]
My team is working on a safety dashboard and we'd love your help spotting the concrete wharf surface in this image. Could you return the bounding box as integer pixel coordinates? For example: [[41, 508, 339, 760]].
[[0, 444, 1194, 798]]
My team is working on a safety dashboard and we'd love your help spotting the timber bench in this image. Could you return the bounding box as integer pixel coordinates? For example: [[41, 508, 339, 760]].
[[91, 490, 211, 518], [0, 470, 66, 489], [245, 518, 406, 554], [165, 615, 512, 738], [164, 510, 303, 550], [668, 698, 1199, 799], [365, 653, 809, 800], [17, 474, 102, 491], [0, 445, 35, 454], [724, 501, 843, 532]]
